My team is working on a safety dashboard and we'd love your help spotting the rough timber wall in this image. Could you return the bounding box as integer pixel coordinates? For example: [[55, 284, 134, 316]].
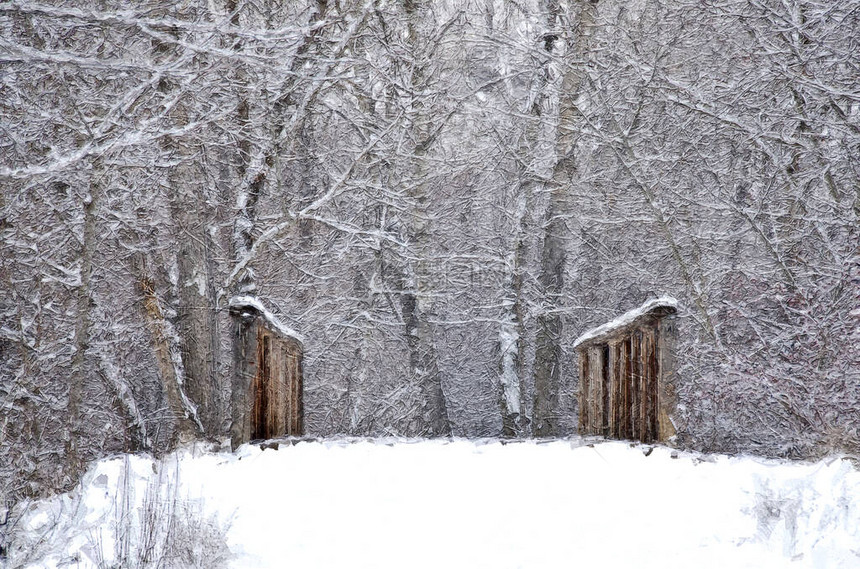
[[576, 300, 678, 443], [249, 328, 303, 441], [231, 304, 303, 449]]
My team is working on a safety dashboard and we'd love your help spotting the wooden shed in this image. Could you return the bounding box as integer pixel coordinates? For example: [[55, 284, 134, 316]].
[[574, 298, 678, 443], [229, 296, 304, 450]]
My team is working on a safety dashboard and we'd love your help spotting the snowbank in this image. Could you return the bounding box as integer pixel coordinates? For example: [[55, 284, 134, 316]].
[[4, 439, 860, 569]]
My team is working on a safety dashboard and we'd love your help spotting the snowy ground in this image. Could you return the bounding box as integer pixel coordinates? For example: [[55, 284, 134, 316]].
[[4, 438, 860, 569]]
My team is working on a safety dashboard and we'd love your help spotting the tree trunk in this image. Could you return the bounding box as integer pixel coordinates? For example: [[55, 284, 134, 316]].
[[139, 273, 201, 443], [499, 206, 528, 437], [164, 146, 221, 436], [66, 174, 99, 475], [533, 0, 595, 436], [397, 0, 451, 436]]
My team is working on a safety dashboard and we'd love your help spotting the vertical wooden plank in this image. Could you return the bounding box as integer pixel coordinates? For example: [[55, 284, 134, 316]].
[[601, 345, 610, 436], [283, 347, 290, 436], [647, 324, 659, 442], [638, 328, 648, 442], [612, 340, 624, 439], [588, 346, 602, 435], [264, 333, 273, 439], [587, 347, 595, 435], [251, 329, 268, 440], [613, 341, 623, 438], [283, 344, 290, 435], [231, 313, 258, 450], [637, 328, 645, 442], [630, 330, 640, 441], [268, 334, 276, 439], [250, 331, 259, 440], [642, 328, 651, 442], [618, 337, 627, 439], [622, 336, 632, 440], [618, 342, 625, 438], [295, 346, 304, 434], [269, 340, 277, 438], [638, 327, 658, 443], [263, 334, 271, 439], [639, 328, 649, 442], [578, 349, 589, 435], [287, 349, 298, 435], [291, 342, 303, 435], [273, 341, 285, 437], [607, 342, 617, 438], [584, 348, 592, 435], [284, 345, 292, 435]]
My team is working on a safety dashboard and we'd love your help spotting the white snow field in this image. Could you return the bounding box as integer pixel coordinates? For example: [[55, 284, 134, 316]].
[[5, 438, 860, 569]]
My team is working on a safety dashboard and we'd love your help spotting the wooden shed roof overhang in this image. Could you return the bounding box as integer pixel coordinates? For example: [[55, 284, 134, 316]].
[[575, 297, 679, 444], [573, 297, 678, 350], [228, 295, 305, 346]]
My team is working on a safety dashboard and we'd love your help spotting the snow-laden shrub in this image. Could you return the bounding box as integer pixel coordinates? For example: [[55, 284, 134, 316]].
[[3, 453, 231, 569], [90, 464, 231, 569]]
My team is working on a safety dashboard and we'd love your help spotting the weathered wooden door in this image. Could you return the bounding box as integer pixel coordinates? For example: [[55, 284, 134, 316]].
[[579, 326, 660, 443], [250, 331, 303, 440], [575, 299, 677, 444]]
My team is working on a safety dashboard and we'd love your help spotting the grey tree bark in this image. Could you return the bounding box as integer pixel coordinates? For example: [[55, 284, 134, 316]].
[[532, 0, 595, 436]]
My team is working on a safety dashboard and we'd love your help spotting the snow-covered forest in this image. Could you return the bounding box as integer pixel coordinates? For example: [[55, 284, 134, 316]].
[[1, 0, 859, 508]]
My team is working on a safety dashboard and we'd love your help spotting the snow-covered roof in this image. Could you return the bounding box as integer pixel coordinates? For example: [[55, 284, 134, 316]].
[[573, 297, 678, 349], [228, 296, 305, 345]]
